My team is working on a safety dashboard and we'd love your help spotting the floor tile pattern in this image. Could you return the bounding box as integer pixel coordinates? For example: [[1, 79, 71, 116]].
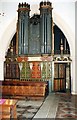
[[16, 99, 44, 119], [5, 93, 76, 119], [56, 94, 77, 119]]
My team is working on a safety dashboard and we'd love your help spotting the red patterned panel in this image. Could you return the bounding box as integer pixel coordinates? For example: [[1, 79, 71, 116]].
[[31, 62, 41, 78]]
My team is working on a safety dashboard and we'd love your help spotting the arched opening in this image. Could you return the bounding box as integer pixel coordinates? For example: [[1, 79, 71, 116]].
[[54, 24, 70, 55], [0, 2, 73, 94]]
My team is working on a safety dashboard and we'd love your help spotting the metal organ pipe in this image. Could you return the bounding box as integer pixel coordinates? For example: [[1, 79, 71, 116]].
[[17, 2, 30, 55], [40, 1, 53, 54]]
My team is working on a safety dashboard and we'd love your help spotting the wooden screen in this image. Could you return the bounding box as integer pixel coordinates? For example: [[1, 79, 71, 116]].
[[4, 62, 20, 79], [20, 61, 51, 80], [54, 63, 66, 92], [4, 61, 52, 80]]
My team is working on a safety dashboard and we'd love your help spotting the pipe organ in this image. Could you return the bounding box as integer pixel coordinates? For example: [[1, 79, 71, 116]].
[[17, 1, 52, 55], [4, 1, 71, 93], [16, 1, 53, 81]]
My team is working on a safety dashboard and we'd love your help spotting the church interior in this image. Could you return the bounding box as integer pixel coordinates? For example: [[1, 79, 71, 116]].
[[0, 0, 77, 119]]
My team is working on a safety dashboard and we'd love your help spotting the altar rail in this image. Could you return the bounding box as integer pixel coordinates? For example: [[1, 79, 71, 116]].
[[0, 80, 47, 99]]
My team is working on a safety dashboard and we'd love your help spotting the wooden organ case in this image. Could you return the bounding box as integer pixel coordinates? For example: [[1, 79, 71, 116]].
[[3, 1, 53, 98]]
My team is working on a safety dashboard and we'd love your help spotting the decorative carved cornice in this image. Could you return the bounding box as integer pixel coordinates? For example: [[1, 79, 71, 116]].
[[53, 56, 72, 62]]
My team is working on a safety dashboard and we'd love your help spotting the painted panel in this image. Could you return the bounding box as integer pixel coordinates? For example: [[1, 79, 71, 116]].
[[20, 62, 31, 79], [41, 62, 52, 79], [31, 62, 41, 78]]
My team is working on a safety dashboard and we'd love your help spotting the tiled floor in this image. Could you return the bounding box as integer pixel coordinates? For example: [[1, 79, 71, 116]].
[[16, 99, 44, 119], [16, 93, 77, 119], [56, 93, 77, 119]]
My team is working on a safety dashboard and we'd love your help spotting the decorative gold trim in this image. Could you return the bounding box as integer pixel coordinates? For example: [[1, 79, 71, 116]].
[[53, 56, 72, 62]]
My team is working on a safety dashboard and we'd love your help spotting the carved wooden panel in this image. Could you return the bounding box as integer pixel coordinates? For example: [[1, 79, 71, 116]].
[[1, 81, 47, 97], [6, 64, 11, 78], [54, 79, 65, 92], [4, 63, 19, 79], [54, 63, 65, 78], [54, 63, 66, 92], [5, 61, 52, 80], [54, 64, 58, 78], [59, 64, 65, 78]]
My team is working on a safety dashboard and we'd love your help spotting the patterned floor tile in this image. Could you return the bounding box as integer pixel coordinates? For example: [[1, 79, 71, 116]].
[[22, 112, 34, 118], [16, 94, 77, 119], [56, 94, 77, 118], [27, 108, 38, 113], [16, 99, 44, 119]]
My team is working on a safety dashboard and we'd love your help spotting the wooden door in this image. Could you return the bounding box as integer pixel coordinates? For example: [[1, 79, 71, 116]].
[[54, 63, 66, 92]]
